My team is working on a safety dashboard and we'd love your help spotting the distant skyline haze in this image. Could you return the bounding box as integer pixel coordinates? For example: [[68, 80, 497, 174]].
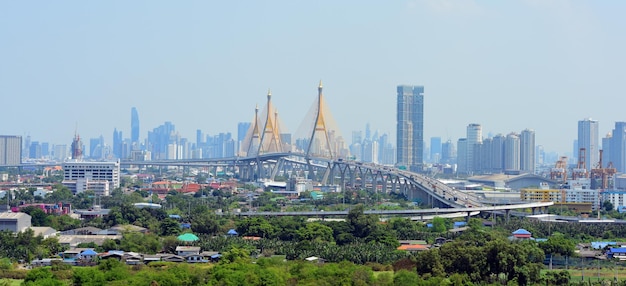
[[1, 1, 625, 155]]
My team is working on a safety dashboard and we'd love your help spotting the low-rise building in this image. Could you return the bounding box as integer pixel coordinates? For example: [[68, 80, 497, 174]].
[[0, 212, 31, 232]]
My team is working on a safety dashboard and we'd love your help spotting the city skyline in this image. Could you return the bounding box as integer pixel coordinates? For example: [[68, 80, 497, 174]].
[[2, 1, 626, 154]]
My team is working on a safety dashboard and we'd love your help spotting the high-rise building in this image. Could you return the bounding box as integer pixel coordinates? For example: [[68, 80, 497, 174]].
[[490, 134, 506, 173], [71, 134, 83, 160], [504, 133, 520, 172], [520, 129, 535, 174], [578, 118, 599, 171], [29, 141, 41, 159], [147, 122, 176, 160], [609, 122, 626, 173], [62, 161, 120, 196], [0, 136, 21, 166], [396, 85, 424, 171], [40, 142, 49, 158], [237, 122, 251, 155], [54, 144, 68, 161], [430, 137, 442, 163], [113, 128, 123, 159], [457, 138, 467, 174], [466, 123, 482, 174], [441, 140, 455, 164], [131, 107, 140, 147]]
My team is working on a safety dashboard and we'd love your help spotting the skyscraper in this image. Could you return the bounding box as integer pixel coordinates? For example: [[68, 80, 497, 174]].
[[0, 135, 22, 166], [520, 129, 535, 174], [504, 133, 520, 171], [113, 128, 123, 159], [237, 122, 251, 155], [441, 140, 455, 164], [466, 123, 482, 174], [609, 122, 626, 173], [430, 137, 442, 163], [457, 138, 467, 173], [491, 134, 506, 173], [578, 118, 599, 171], [396, 85, 424, 171], [131, 107, 140, 146]]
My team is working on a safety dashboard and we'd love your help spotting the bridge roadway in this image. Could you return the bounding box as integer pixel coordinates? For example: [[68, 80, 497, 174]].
[[222, 202, 554, 218], [15, 153, 545, 213]]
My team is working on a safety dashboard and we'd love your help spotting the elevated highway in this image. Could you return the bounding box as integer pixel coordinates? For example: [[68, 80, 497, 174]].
[[221, 202, 554, 221], [14, 151, 537, 211]]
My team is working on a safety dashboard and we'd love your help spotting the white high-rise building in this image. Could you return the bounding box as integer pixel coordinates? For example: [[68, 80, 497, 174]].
[[578, 118, 599, 171], [466, 123, 482, 174], [62, 161, 120, 196]]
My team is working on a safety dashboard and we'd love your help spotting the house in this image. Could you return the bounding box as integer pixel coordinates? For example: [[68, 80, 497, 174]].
[[510, 229, 532, 240], [78, 249, 98, 261], [142, 254, 162, 264], [160, 255, 185, 263], [176, 246, 201, 256], [30, 258, 63, 267], [397, 244, 429, 251], [305, 256, 325, 263], [61, 226, 103, 235], [607, 248, 626, 260], [185, 254, 208, 263], [100, 251, 124, 261]]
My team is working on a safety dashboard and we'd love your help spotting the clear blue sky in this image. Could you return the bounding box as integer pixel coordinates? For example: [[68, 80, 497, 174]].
[[1, 1, 625, 155]]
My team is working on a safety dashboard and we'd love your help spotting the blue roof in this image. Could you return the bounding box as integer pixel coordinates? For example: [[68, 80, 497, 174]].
[[609, 248, 626, 254], [169, 214, 182, 219], [591, 242, 617, 249], [512, 229, 531, 235], [81, 249, 98, 256], [227, 229, 238, 235], [211, 254, 222, 259], [454, 222, 467, 227]]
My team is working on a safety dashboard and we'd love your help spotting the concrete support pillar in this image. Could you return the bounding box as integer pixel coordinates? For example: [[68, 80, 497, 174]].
[[505, 209, 510, 223]]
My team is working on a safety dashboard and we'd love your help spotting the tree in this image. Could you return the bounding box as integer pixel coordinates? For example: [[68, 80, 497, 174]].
[[160, 218, 181, 236], [603, 200, 615, 212], [20, 206, 49, 227], [236, 217, 276, 238], [539, 232, 575, 270], [347, 205, 379, 239], [431, 217, 449, 233], [296, 222, 334, 243], [221, 247, 251, 264]]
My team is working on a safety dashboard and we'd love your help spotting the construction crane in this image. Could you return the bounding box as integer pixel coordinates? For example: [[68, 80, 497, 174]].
[[550, 156, 568, 183], [590, 150, 616, 190], [572, 148, 588, 180]]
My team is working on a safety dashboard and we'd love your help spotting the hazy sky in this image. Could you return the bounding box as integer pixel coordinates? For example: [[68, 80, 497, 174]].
[[1, 1, 625, 155]]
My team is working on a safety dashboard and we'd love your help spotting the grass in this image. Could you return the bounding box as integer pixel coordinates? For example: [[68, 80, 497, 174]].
[[0, 279, 23, 286], [545, 267, 626, 283]]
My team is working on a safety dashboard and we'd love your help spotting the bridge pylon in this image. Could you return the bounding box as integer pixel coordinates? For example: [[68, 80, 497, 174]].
[[242, 105, 262, 157], [304, 81, 345, 160], [258, 89, 284, 155]]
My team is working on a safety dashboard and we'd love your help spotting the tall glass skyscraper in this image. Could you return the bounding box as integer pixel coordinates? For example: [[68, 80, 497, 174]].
[[608, 122, 626, 173], [396, 85, 424, 171], [131, 107, 140, 146], [578, 118, 599, 171]]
